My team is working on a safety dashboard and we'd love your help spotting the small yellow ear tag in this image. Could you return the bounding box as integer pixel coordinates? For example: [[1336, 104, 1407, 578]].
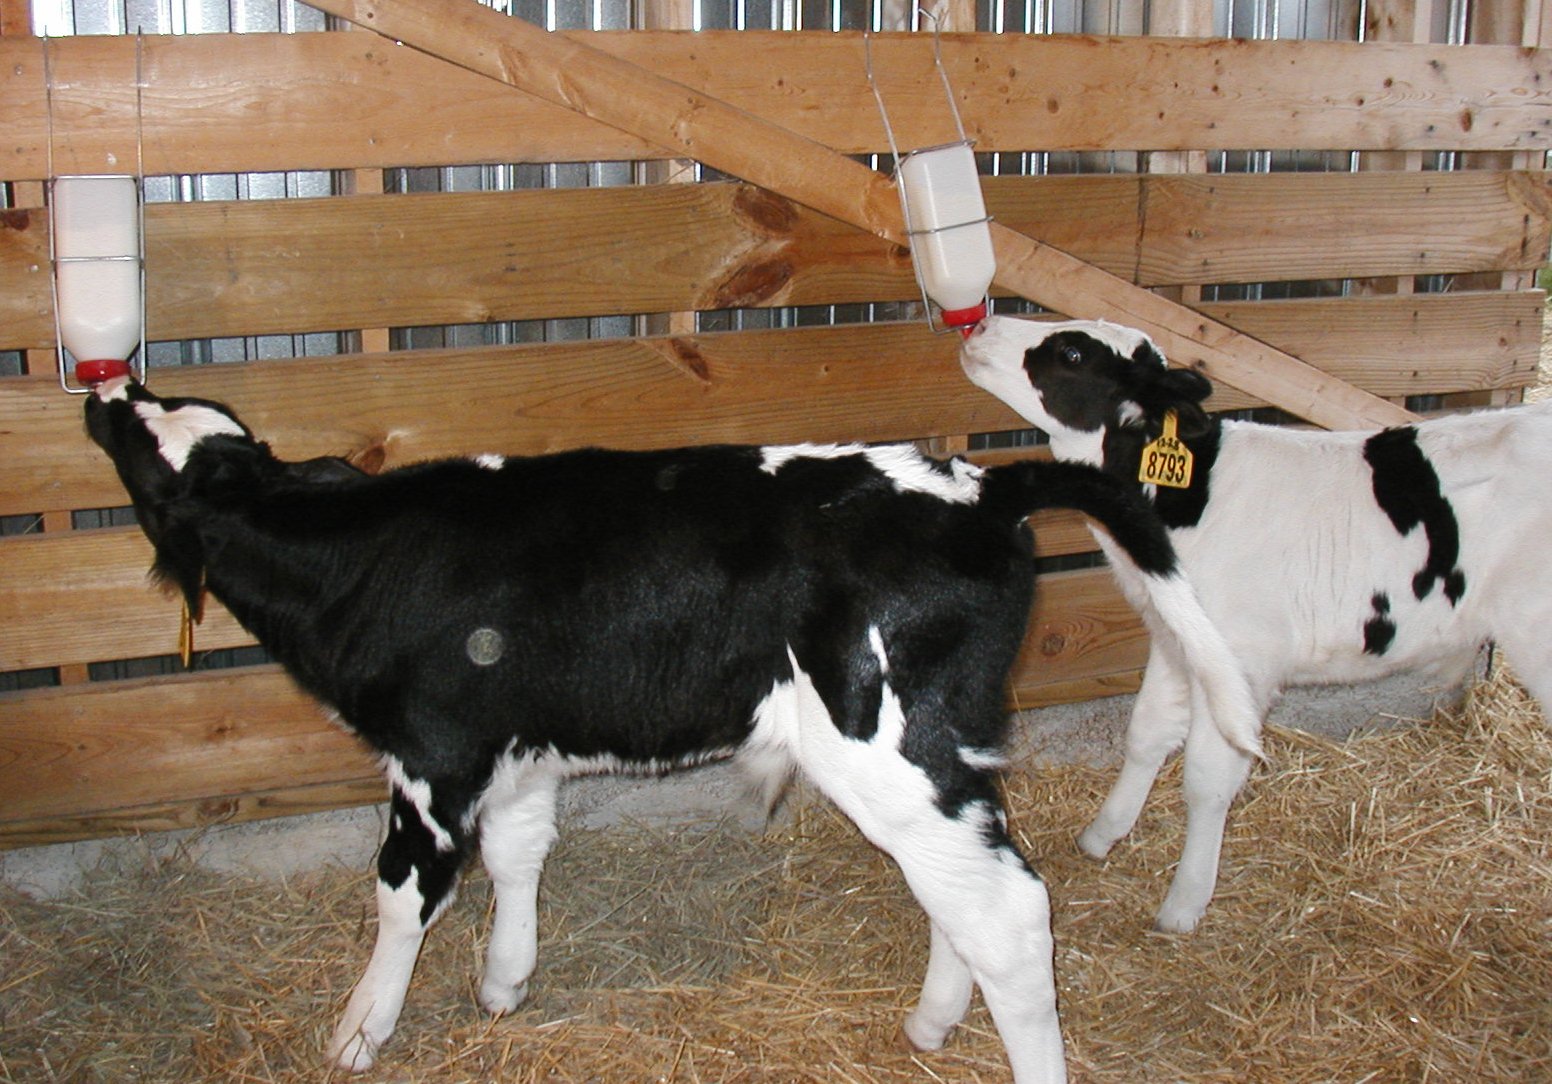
[[179, 599, 196, 669], [1138, 411, 1194, 489]]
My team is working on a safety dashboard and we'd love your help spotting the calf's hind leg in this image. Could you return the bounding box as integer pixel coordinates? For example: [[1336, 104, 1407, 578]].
[[1493, 616, 1552, 717], [786, 672, 1066, 1083], [475, 758, 561, 1014], [329, 780, 471, 1072]]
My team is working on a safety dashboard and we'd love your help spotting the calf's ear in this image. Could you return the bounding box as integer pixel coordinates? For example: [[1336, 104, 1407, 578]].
[[282, 456, 365, 485], [1137, 367, 1214, 439], [149, 517, 208, 620]]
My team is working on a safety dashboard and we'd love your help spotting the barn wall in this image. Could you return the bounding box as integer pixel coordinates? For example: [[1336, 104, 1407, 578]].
[[1, 0, 1549, 845]]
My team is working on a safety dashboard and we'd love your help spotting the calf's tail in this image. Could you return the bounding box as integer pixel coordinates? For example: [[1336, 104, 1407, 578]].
[[982, 459, 1264, 760]]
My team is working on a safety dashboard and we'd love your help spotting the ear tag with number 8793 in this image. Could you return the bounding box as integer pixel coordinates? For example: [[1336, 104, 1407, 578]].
[[1138, 411, 1194, 489]]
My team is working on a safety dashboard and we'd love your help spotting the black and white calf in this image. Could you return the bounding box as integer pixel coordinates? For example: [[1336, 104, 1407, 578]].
[[85, 375, 1259, 1082], [961, 315, 1552, 933]]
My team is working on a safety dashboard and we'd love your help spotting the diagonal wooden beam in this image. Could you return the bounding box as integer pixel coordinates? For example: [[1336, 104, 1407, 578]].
[[302, 0, 1417, 430]]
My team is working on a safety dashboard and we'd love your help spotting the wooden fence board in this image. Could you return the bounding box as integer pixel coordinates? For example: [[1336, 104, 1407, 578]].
[[0, 565, 1142, 844], [0, 529, 252, 671], [0, 322, 996, 516], [1123, 170, 1552, 287], [1196, 290, 1545, 398], [0, 667, 371, 823], [3, 172, 1546, 350], [0, 296, 1538, 518], [0, 779, 389, 849], [5, 33, 1550, 179]]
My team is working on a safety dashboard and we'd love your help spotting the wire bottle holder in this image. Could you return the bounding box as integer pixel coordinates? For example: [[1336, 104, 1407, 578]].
[[865, 13, 995, 334]]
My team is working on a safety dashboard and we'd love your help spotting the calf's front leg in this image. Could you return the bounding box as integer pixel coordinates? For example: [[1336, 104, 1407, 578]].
[[1077, 642, 1191, 859], [329, 784, 469, 1072], [1153, 693, 1257, 933]]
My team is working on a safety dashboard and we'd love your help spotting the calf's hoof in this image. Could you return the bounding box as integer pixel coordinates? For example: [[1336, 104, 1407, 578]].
[[900, 1012, 954, 1053], [327, 1032, 379, 1074], [1152, 901, 1206, 935], [479, 978, 530, 1016], [1075, 826, 1117, 860]]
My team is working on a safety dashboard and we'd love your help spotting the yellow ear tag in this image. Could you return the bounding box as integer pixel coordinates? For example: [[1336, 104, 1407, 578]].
[[179, 599, 196, 669], [1138, 411, 1194, 489]]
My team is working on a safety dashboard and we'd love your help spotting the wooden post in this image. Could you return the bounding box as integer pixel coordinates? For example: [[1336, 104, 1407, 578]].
[[1141, 0, 1213, 312], [301, 0, 1417, 430], [344, 22, 394, 358], [1359, 0, 1433, 414], [633, 0, 698, 341], [1457, 0, 1544, 405]]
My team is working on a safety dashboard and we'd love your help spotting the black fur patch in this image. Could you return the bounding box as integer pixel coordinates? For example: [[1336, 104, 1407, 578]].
[[981, 459, 1181, 576], [1021, 330, 1137, 433], [1363, 427, 1467, 605], [379, 790, 466, 925], [1362, 592, 1396, 656]]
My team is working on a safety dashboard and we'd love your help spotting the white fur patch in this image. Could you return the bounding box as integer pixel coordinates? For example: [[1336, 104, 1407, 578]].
[[468, 745, 739, 822], [867, 626, 890, 674], [957, 746, 1007, 771], [758, 442, 865, 474], [94, 376, 133, 402], [134, 400, 246, 471], [759, 442, 982, 504], [474, 453, 505, 471]]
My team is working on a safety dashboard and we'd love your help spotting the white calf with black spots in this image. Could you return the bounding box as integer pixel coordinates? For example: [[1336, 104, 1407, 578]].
[[961, 315, 1552, 933], [85, 375, 1260, 1082]]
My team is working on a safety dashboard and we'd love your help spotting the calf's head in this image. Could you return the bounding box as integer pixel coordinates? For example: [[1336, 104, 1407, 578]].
[[84, 376, 360, 610], [960, 316, 1214, 463]]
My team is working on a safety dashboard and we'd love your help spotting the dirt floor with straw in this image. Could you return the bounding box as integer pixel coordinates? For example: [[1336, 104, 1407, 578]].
[[3, 659, 1549, 1083]]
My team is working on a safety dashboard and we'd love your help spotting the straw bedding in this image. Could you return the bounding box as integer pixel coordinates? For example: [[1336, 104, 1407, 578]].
[[3, 662, 1549, 1082]]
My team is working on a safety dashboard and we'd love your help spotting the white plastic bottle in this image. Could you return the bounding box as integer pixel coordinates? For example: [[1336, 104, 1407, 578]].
[[898, 142, 995, 334], [53, 175, 142, 384]]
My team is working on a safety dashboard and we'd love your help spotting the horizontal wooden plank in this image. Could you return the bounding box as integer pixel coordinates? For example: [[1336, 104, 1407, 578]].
[[0, 295, 1538, 519], [0, 778, 388, 850], [2, 182, 904, 349], [5, 33, 1550, 180], [3, 172, 1545, 350], [1017, 566, 1150, 693], [0, 666, 375, 824], [0, 566, 1144, 844], [0, 528, 253, 671], [1194, 290, 1544, 400], [1046, 170, 1552, 289]]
